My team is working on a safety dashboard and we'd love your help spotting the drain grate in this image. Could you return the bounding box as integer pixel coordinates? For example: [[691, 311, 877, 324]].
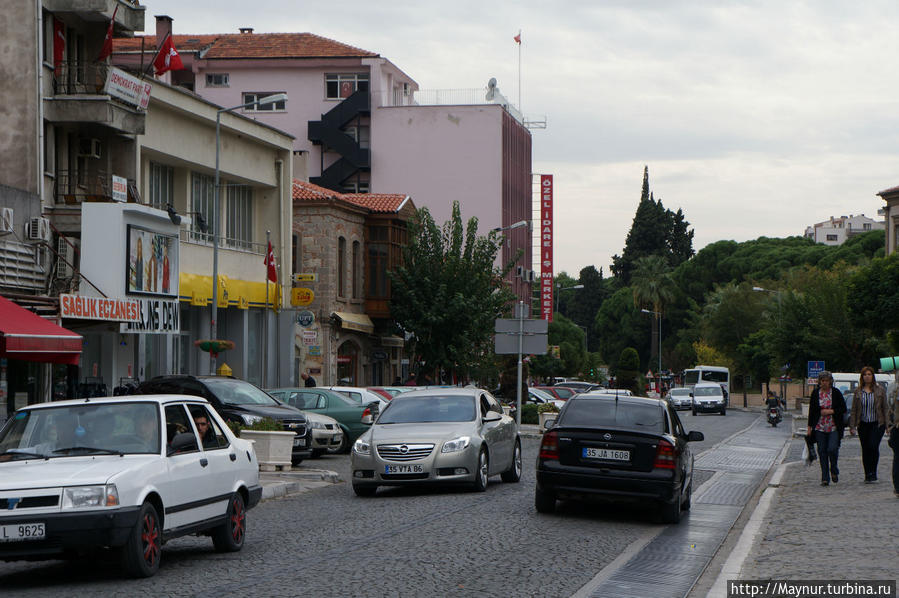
[[695, 471, 764, 505], [695, 445, 779, 471]]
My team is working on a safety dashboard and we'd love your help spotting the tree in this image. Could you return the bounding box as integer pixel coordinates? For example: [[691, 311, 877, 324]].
[[615, 347, 641, 394], [595, 287, 649, 369], [553, 271, 579, 318], [389, 201, 517, 381], [529, 314, 588, 380], [567, 265, 608, 352], [631, 255, 676, 370]]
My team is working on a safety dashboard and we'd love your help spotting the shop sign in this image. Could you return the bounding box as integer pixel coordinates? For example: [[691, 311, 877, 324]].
[[296, 310, 315, 327], [104, 66, 152, 110], [292, 273, 317, 282], [372, 350, 388, 360], [120, 298, 180, 333], [291, 287, 314, 306], [302, 330, 317, 345], [307, 345, 322, 356], [540, 174, 554, 322], [112, 175, 128, 202], [61, 293, 141, 322]]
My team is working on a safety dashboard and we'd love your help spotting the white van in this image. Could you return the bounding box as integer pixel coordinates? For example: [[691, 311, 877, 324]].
[[830, 372, 892, 424]]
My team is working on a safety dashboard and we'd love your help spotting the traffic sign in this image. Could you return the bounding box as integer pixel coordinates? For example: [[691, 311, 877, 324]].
[[807, 360, 825, 380], [292, 273, 317, 283]]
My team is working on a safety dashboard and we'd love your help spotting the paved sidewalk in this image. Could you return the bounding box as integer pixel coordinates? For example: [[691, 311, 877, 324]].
[[259, 468, 341, 501], [739, 426, 899, 582]]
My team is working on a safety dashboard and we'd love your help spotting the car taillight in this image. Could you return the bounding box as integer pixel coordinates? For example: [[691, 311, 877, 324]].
[[539, 430, 559, 460], [653, 439, 677, 469]]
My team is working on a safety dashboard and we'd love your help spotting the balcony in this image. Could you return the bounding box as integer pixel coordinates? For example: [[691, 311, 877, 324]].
[[54, 170, 112, 205], [43, 0, 145, 34], [44, 63, 146, 135]]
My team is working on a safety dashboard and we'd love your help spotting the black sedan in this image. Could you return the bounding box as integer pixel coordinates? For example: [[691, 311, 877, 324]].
[[534, 394, 703, 523]]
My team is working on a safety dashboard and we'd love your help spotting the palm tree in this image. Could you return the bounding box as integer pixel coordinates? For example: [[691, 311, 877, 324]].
[[631, 255, 676, 373]]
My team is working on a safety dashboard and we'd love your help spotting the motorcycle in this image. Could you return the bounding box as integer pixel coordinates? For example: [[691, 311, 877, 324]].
[[767, 406, 782, 427]]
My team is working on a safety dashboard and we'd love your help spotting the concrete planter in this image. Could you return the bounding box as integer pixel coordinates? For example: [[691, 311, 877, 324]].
[[240, 430, 294, 470], [502, 405, 512, 417]]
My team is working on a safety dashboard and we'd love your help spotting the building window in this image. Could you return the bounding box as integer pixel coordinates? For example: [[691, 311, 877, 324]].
[[205, 73, 230, 87], [325, 73, 369, 99], [226, 185, 253, 249], [148, 162, 174, 210], [826, 234, 838, 242], [367, 226, 388, 299], [344, 125, 370, 149], [242, 92, 286, 111], [863, 223, 872, 231], [292, 233, 299, 276], [190, 172, 215, 242], [352, 240, 360, 299], [341, 180, 370, 194], [338, 237, 346, 297]]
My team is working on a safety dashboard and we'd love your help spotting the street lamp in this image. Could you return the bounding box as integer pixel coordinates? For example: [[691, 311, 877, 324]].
[[491, 219, 529, 233], [210, 93, 288, 374], [641, 308, 662, 396], [555, 283, 584, 314], [753, 285, 783, 402]]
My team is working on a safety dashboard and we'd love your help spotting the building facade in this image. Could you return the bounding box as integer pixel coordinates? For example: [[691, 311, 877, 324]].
[[877, 186, 899, 256], [804, 213, 884, 246]]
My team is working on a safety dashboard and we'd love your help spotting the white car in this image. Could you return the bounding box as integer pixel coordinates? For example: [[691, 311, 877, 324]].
[[303, 411, 344, 457], [0, 395, 261, 577], [325, 386, 389, 411], [665, 388, 693, 410]]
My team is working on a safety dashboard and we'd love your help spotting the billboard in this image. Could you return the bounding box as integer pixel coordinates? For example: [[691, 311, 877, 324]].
[[126, 225, 178, 298], [540, 175, 554, 321]]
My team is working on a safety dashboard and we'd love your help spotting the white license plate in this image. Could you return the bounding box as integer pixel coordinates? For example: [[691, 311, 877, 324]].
[[332, 434, 342, 442], [0, 523, 45, 543], [293, 437, 306, 447], [384, 464, 424, 474], [582, 447, 630, 461]]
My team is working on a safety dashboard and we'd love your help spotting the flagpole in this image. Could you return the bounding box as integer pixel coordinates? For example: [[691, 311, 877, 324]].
[[264, 229, 270, 388], [142, 31, 170, 79], [517, 29, 522, 114]]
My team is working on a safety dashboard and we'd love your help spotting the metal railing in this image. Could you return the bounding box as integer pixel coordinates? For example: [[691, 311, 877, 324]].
[[53, 62, 112, 96], [376, 88, 527, 123], [179, 229, 266, 254], [54, 170, 110, 204]]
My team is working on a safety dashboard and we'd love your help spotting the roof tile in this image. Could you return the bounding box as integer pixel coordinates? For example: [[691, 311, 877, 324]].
[[292, 180, 408, 214], [113, 32, 378, 59]]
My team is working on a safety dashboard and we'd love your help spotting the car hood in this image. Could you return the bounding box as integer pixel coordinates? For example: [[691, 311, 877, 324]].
[[228, 403, 306, 421], [369, 421, 474, 444], [302, 411, 339, 426], [0, 455, 158, 490]]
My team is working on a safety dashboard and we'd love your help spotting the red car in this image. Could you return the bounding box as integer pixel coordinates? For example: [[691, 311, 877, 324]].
[[533, 386, 578, 401]]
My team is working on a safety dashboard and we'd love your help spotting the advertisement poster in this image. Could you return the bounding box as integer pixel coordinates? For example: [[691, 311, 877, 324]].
[[127, 225, 178, 297]]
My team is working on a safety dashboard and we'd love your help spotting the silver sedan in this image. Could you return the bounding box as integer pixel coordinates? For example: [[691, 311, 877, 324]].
[[350, 388, 521, 496]]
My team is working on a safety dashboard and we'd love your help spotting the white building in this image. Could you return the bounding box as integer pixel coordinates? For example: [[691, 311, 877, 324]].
[[804, 213, 884, 246]]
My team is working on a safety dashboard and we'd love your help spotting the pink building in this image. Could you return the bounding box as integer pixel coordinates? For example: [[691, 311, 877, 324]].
[[113, 19, 533, 302]]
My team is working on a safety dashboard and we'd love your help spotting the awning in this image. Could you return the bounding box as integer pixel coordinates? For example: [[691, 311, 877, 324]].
[[0, 295, 83, 365], [332, 311, 374, 335]]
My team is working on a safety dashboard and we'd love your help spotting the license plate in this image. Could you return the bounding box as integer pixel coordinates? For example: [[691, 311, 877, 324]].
[[332, 434, 342, 442], [582, 447, 630, 461], [0, 523, 45, 543], [293, 437, 306, 447], [384, 464, 424, 474]]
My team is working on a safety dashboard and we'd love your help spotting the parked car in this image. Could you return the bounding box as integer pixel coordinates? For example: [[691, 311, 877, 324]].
[[300, 411, 343, 457], [691, 382, 727, 416], [665, 388, 693, 410], [137, 375, 313, 464], [266, 387, 371, 453], [350, 388, 522, 496], [534, 386, 578, 401], [325, 386, 390, 411], [534, 393, 703, 523], [0, 395, 261, 577], [554, 381, 601, 393], [497, 387, 565, 410], [368, 386, 415, 400]]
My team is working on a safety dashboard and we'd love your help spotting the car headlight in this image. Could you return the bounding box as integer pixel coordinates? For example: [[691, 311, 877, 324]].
[[240, 414, 264, 425], [311, 421, 326, 430], [441, 436, 471, 453], [62, 484, 119, 509], [353, 438, 370, 455]]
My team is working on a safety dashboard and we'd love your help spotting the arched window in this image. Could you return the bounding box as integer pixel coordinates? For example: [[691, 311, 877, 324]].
[[338, 237, 346, 297], [337, 341, 358, 385], [352, 240, 360, 299]]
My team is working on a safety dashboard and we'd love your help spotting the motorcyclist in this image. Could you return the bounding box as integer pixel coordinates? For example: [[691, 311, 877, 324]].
[[766, 390, 784, 420]]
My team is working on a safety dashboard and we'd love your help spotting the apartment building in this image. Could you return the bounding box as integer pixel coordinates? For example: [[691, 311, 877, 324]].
[[877, 186, 899, 256], [804, 213, 884, 246]]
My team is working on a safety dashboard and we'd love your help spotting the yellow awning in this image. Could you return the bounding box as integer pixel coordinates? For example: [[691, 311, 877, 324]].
[[179, 273, 281, 309], [332, 311, 374, 334]]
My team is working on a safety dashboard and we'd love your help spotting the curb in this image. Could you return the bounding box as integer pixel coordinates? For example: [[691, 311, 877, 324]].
[[260, 469, 341, 501]]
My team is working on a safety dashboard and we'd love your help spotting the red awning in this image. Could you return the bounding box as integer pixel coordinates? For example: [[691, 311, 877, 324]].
[[0, 295, 82, 365]]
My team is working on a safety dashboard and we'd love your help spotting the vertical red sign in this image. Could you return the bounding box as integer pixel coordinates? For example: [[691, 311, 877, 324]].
[[540, 175, 554, 322]]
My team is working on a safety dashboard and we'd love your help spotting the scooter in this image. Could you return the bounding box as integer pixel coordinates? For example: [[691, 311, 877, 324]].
[[767, 406, 782, 427]]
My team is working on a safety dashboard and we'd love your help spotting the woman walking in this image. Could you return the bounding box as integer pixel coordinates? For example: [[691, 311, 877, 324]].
[[889, 381, 899, 497], [849, 366, 889, 483], [807, 371, 847, 486]]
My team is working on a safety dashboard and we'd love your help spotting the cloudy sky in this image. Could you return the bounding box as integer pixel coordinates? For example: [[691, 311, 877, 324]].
[[143, 0, 898, 276]]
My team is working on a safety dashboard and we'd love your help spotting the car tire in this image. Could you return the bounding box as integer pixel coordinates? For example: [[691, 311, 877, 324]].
[[473, 448, 489, 492], [337, 428, 351, 454], [501, 439, 522, 483], [291, 458, 303, 466], [534, 488, 556, 513], [311, 449, 324, 458], [353, 484, 377, 497], [121, 501, 162, 578], [692, 408, 697, 416], [212, 492, 246, 552], [660, 491, 682, 524], [681, 481, 692, 511]]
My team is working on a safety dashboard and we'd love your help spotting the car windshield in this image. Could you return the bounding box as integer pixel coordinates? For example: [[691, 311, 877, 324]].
[[669, 389, 690, 396], [203, 378, 278, 406], [694, 386, 723, 397], [377, 395, 476, 424], [530, 388, 556, 402], [560, 400, 664, 431], [0, 402, 160, 459]]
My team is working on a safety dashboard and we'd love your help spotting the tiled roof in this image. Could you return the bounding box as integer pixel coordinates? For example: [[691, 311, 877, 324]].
[[877, 185, 899, 197], [292, 180, 409, 214], [113, 32, 378, 59]]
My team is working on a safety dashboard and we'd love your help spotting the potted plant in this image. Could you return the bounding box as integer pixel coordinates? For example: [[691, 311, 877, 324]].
[[537, 402, 560, 430], [229, 418, 294, 471]]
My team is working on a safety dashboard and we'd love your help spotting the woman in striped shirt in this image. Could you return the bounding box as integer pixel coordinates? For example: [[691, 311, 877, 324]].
[[849, 366, 889, 483]]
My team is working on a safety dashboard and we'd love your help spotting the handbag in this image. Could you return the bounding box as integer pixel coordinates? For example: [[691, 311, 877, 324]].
[[804, 433, 817, 464]]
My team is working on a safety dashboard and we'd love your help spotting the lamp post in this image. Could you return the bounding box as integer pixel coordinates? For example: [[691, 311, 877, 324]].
[[640, 308, 662, 396], [555, 284, 584, 314], [753, 286, 783, 403], [210, 93, 288, 375]]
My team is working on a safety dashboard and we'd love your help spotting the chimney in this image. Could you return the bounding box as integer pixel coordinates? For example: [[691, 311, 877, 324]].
[[156, 15, 173, 50], [239, 27, 254, 34]]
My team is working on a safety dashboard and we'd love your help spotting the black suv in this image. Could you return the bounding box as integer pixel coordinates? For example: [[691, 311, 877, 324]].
[[137, 375, 313, 464]]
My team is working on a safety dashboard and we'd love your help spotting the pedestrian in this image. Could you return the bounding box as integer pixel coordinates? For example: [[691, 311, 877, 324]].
[[404, 372, 417, 386], [301, 371, 316, 388], [807, 370, 847, 486], [848, 366, 889, 483], [889, 379, 899, 498]]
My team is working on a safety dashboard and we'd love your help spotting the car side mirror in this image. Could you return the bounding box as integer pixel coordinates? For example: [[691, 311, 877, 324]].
[[687, 431, 704, 442], [542, 417, 556, 430], [483, 411, 502, 422], [167, 432, 199, 456]]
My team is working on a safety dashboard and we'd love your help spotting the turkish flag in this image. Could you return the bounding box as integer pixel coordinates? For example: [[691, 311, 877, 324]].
[[514, 32, 521, 44], [153, 35, 184, 75], [53, 21, 65, 74], [97, 5, 118, 61], [264, 242, 278, 283]]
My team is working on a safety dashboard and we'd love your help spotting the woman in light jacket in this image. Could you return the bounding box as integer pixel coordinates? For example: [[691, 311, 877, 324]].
[[807, 371, 847, 486], [849, 366, 889, 483]]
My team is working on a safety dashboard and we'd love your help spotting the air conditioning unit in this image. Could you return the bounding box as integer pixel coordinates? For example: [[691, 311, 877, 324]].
[[57, 236, 74, 278], [78, 138, 102, 159], [0, 207, 12, 234], [26, 217, 51, 242], [34, 246, 48, 271], [527, 270, 536, 283], [516, 265, 524, 278]]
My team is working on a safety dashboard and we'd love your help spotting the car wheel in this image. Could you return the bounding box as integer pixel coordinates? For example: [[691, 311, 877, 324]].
[[501, 439, 522, 483], [681, 481, 692, 511], [692, 408, 697, 416], [472, 448, 489, 492], [212, 492, 246, 552], [121, 501, 162, 578], [660, 491, 682, 524], [311, 449, 324, 458], [291, 458, 303, 466], [534, 487, 556, 513], [353, 484, 377, 497], [337, 429, 351, 454]]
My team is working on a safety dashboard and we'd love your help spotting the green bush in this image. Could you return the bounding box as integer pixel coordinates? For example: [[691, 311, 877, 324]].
[[537, 402, 560, 413], [520, 403, 539, 425], [228, 417, 283, 436]]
